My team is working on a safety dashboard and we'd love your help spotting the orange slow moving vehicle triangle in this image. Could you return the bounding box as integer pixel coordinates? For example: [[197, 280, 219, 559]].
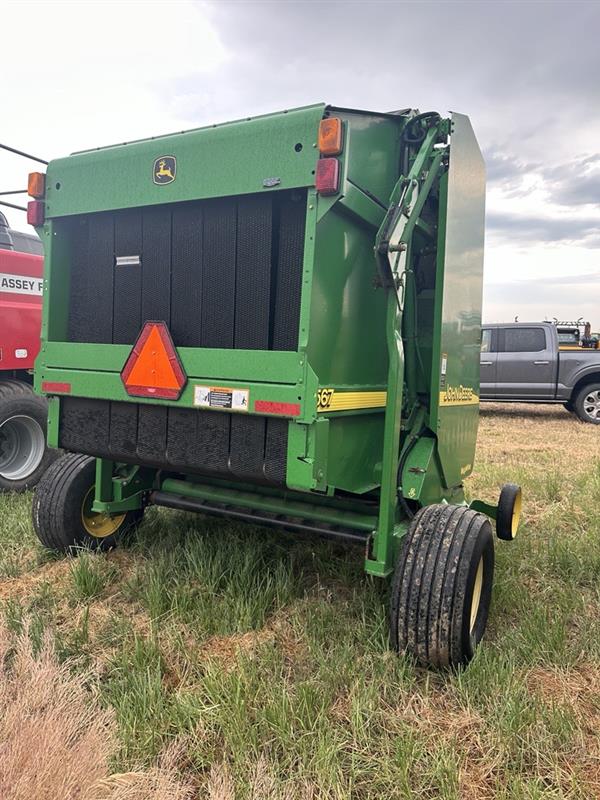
[[121, 321, 187, 400]]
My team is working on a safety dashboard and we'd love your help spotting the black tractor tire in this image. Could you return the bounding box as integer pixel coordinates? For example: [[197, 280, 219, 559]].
[[32, 453, 144, 553], [573, 383, 600, 424], [0, 379, 57, 492], [496, 483, 522, 541], [390, 504, 494, 669]]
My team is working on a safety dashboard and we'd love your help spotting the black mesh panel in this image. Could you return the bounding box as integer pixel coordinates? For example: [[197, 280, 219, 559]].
[[113, 210, 143, 344], [61, 190, 305, 486]]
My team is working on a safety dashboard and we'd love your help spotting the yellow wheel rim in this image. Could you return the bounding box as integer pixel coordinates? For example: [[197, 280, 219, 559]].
[[470, 557, 484, 632], [511, 488, 522, 538], [81, 486, 126, 538]]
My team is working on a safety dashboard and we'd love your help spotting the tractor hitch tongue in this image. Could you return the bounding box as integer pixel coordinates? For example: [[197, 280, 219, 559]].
[[31, 103, 520, 669]]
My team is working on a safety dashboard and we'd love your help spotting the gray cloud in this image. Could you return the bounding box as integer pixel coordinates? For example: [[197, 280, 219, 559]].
[[487, 210, 600, 246], [483, 272, 600, 324]]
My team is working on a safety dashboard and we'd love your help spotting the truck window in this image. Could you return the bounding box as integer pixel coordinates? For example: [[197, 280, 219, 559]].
[[502, 327, 546, 353], [481, 329, 492, 352]]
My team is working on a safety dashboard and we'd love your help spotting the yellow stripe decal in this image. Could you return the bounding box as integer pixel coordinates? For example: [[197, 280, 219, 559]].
[[317, 389, 387, 412]]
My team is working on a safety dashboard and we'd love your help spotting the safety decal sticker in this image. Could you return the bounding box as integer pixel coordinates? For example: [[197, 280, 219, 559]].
[[440, 352, 448, 389], [194, 385, 249, 412]]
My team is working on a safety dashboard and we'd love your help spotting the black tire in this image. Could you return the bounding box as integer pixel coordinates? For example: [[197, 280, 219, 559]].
[[573, 383, 600, 424], [32, 453, 144, 552], [0, 379, 58, 492], [563, 401, 574, 413], [496, 483, 522, 541], [390, 504, 494, 669]]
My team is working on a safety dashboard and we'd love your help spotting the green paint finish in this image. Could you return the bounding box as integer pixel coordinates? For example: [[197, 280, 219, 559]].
[[430, 114, 486, 489], [325, 413, 384, 494], [38, 368, 311, 420], [92, 463, 155, 514], [308, 206, 388, 387], [160, 478, 377, 532], [286, 419, 329, 492], [44, 105, 326, 217], [39, 342, 304, 382], [45, 396, 60, 449]]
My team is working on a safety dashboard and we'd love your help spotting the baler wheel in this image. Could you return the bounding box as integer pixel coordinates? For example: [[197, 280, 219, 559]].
[[0, 380, 57, 492], [496, 483, 522, 541], [389, 504, 494, 669], [32, 453, 144, 553]]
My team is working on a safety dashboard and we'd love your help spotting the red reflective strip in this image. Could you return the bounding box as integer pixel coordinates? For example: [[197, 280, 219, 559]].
[[41, 381, 71, 394], [254, 400, 301, 417], [123, 384, 181, 400]]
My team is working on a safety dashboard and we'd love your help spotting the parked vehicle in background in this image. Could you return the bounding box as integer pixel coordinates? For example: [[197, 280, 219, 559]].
[[549, 319, 599, 351], [0, 211, 55, 490], [480, 321, 600, 424]]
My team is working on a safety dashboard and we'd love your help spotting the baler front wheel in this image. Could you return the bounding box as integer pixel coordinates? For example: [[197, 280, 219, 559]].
[[390, 504, 494, 669], [32, 453, 144, 553]]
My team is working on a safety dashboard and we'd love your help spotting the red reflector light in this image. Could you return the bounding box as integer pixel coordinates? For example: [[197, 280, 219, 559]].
[[121, 321, 187, 400], [254, 400, 301, 417], [315, 158, 339, 195], [41, 381, 71, 394], [27, 200, 45, 226]]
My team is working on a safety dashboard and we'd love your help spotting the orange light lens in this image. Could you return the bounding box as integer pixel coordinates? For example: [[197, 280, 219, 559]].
[[318, 117, 343, 156], [27, 172, 46, 199]]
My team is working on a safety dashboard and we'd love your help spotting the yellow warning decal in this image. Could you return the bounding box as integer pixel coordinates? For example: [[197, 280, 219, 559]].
[[317, 388, 387, 412], [439, 385, 479, 406]]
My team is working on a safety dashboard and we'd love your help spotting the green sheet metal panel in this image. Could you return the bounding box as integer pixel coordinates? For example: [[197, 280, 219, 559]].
[[44, 105, 326, 217], [430, 113, 485, 489]]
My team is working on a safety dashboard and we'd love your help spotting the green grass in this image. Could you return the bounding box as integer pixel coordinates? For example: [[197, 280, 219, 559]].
[[1, 403, 599, 798]]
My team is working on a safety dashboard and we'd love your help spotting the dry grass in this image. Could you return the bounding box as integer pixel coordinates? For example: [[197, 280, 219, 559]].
[[0, 621, 113, 799], [0, 621, 193, 800]]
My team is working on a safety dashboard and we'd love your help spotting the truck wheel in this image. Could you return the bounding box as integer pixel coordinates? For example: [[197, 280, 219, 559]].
[[0, 380, 56, 492], [390, 504, 494, 669], [32, 453, 144, 552], [573, 383, 600, 424]]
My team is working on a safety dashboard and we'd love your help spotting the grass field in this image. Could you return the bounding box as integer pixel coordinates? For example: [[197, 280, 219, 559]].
[[0, 403, 599, 799]]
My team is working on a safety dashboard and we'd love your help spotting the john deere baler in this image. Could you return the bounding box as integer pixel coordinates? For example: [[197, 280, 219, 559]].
[[30, 104, 520, 668]]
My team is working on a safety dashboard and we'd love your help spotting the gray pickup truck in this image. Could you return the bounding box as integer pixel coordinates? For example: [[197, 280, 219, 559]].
[[480, 322, 600, 424]]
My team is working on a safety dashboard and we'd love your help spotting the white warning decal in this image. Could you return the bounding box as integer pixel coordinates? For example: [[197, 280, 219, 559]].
[[194, 385, 249, 412], [0, 273, 43, 296]]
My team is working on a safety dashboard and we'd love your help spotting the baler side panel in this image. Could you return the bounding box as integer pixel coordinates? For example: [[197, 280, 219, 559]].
[[430, 113, 485, 489]]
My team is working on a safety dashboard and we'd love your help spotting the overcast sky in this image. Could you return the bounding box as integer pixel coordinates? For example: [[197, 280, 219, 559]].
[[2, 0, 599, 324]]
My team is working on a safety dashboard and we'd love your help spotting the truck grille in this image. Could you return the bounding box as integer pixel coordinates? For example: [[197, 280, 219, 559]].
[[60, 189, 306, 486], [67, 189, 306, 351]]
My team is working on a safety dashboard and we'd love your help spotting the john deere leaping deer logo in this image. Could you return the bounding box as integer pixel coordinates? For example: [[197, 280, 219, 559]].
[[153, 156, 176, 185]]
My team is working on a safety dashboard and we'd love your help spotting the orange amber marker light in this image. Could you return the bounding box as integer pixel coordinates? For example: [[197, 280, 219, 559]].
[[318, 117, 343, 156], [27, 172, 46, 199]]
